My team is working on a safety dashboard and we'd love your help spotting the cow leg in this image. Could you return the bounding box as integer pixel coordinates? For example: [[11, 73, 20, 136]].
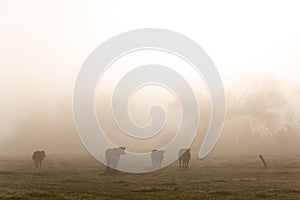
[[112, 158, 118, 170], [106, 156, 111, 171]]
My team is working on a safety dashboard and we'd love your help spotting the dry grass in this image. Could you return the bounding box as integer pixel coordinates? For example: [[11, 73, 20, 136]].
[[0, 154, 299, 199]]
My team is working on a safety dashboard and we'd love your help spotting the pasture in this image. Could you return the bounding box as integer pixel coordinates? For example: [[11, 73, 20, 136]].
[[0, 154, 299, 200]]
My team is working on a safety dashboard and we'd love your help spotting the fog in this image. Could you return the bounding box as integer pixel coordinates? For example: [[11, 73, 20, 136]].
[[0, 75, 299, 156], [1, 1, 300, 156]]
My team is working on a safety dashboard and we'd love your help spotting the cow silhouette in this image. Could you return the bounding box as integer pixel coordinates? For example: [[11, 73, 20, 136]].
[[178, 149, 191, 168], [32, 151, 46, 168], [105, 147, 126, 171], [151, 149, 165, 168]]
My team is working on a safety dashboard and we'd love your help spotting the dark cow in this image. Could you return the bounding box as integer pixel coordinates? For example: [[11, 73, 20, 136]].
[[178, 149, 191, 168], [32, 151, 46, 168], [105, 147, 126, 171], [151, 149, 165, 168]]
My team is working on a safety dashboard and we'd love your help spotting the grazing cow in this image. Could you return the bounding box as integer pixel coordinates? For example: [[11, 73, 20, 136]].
[[32, 151, 46, 168], [178, 149, 191, 168], [105, 147, 126, 171], [151, 149, 165, 168]]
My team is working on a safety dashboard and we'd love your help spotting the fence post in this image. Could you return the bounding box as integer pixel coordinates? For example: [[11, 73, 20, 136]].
[[259, 155, 268, 168]]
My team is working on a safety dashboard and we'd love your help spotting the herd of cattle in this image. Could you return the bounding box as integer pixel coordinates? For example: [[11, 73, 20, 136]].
[[32, 148, 191, 170], [105, 147, 191, 170]]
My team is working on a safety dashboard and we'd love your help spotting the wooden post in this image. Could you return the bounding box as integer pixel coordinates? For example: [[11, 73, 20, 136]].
[[259, 155, 268, 168]]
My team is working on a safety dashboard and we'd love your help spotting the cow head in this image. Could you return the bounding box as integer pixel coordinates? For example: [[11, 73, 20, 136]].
[[118, 147, 126, 155]]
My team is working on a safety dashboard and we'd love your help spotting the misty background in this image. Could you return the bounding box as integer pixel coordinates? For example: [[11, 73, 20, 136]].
[[1, 0, 300, 156]]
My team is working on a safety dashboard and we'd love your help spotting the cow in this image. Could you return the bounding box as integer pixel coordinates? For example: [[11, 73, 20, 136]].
[[151, 149, 165, 168], [105, 147, 126, 171], [32, 151, 46, 168], [178, 149, 191, 168]]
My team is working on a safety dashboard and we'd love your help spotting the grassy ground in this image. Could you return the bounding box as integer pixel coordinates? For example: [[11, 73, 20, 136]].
[[0, 154, 299, 200]]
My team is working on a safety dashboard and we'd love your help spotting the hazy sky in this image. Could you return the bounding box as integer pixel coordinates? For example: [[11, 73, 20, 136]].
[[1, 0, 300, 139]]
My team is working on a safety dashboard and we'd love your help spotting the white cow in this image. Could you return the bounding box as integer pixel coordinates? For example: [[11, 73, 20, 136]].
[[151, 149, 165, 168], [105, 147, 126, 171]]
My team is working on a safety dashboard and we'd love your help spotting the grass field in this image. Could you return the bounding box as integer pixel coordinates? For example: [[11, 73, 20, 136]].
[[0, 154, 299, 200]]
